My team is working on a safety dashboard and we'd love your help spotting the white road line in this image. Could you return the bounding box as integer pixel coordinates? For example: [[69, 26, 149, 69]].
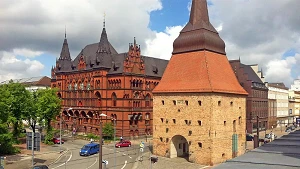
[[51, 150, 73, 169], [121, 160, 127, 169], [86, 158, 98, 169], [128, 156, 132, 159]]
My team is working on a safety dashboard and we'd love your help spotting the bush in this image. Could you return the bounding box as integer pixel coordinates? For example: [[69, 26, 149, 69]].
[[87, 133, 99, 140], [44, 129, 54, 145]]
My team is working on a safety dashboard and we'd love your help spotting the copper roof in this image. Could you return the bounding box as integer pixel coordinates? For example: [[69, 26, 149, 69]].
[[172, 0, 225, 55], [153, 0, 247, 95]]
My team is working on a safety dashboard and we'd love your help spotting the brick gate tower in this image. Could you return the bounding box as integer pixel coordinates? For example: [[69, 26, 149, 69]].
[[152, 0, 248, 165]]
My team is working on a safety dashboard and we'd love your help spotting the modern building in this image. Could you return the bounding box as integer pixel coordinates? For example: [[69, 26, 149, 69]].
[[288, 90, 300, 125], [229, 61, 268, 133], [152, 0, 247, 166], [51, 22, 168, 137], [0, 76, 51, 91], [266, 83, 289, 130]]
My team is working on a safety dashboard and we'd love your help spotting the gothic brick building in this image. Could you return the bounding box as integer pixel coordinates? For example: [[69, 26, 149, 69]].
[[152, 0, 247, 166], [51, 22, 168, 137]]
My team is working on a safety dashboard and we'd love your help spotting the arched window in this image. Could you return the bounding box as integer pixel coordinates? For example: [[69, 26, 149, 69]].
[[112, 92, 117, 107], [95, 92, 101, 107], [145, 94, 151, 107]]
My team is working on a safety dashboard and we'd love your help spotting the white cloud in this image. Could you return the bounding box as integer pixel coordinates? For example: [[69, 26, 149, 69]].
[[13, 48, 43, 58], [0, 51, 44, 82], [144, 26, 183, 60], [265, 57, 296, 85]]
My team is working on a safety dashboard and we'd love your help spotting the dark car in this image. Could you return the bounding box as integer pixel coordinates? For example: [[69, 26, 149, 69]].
[[246, 134, 253, 141], [32, 165, 49, 169], [53, 138, 64, 144], [115, 140, 131, 148]]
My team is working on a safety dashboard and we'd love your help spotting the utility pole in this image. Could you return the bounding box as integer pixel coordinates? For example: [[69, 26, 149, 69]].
[[99, 121, 103, 169], [60, 112, 62, 153], [32, 130, 34, 167], [114, 119, 116, 169], [256, 116, 259, 147]]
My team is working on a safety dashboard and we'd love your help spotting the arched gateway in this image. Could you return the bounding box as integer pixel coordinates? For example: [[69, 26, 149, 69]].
[[170, 135, 189, 159]]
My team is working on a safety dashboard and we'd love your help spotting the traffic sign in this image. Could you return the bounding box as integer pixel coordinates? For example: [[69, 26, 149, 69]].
[[26, 132, 41, 151]]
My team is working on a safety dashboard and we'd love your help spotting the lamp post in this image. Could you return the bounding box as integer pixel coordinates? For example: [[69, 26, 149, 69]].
[[98, 113, 116, 169], [60, 108, 72, 153]]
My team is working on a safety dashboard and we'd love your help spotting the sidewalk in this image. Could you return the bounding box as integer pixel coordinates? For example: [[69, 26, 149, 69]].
[[4, 142, 67, 169], [132, 152, 209, 169]]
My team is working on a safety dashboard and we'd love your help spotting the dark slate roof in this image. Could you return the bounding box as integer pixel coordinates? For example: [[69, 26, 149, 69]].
[[107, 53, 169, 78], [241, 64, 263, 83], [172, 0, 225, 55], [59, 38, 71, 61], [213, 130, 300, 169]]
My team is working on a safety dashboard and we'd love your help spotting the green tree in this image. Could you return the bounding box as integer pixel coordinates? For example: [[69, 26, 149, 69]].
[[36, 88, 61, 142], [0, 83, 20, 154], [102, 122, 114, 139], [5, 82, 31, 140], [23, 91, 39, 133]]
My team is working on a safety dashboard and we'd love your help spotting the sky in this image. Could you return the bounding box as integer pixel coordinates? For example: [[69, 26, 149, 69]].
[[1, 0, 300, 87]]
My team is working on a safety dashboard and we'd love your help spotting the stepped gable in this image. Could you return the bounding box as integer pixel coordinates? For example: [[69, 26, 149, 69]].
[[153, 0, 247, 95]]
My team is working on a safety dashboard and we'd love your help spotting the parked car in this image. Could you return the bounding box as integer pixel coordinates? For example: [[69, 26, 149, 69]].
[[115, 140, 131, 148], [246, 134, 254, 141], [285, 127, 292, 132], [32, 165, 49, 169], [80, 143, 99, 156], [52, 138, 64, 144], [265, 133, 277, 140]]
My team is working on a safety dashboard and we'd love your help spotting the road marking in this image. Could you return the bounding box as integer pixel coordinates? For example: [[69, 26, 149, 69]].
[[51, 150, 73, 169], [121, 160, 127, 169], [86, 158, 98, 169], [128, 156, 132, 159]]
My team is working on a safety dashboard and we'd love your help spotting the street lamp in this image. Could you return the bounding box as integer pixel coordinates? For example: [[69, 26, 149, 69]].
[[99, 113, 116, 169], [60, 108, 72, 153]]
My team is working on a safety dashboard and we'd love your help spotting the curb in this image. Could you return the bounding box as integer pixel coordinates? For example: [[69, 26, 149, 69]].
[[48, 147, 69, 166]]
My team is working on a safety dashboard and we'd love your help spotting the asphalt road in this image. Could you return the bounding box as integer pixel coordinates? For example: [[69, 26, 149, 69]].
[[49, 138, 148, 169]]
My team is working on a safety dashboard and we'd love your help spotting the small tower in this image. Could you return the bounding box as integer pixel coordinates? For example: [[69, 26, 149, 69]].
[[153, 0, 247, 166]]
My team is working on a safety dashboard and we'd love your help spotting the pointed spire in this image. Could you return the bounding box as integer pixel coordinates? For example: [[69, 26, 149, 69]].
[[65, 25, 67, 39], [59, 31, 71, 60], [103, 12, 106, 28], [97, 13, 111, 54], [173, 0, 225, 55]]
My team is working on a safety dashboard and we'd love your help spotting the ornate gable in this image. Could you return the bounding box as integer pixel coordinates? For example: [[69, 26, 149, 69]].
[[124, 37, 145, 74]]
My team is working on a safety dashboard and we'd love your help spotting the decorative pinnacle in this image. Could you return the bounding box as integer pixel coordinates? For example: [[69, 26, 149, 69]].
[[65, 25, 66, 39], [103, 12, 106, 28]]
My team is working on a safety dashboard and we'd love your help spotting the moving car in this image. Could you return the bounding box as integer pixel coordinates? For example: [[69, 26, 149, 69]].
[[246, 133, 254, 141], [52, 138, 64, 144], [80, 143, 99, 156], [115, 140, 131, 148]]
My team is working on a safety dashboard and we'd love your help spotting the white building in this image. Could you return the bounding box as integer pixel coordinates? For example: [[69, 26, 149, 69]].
[[267, 83, 289, 128]]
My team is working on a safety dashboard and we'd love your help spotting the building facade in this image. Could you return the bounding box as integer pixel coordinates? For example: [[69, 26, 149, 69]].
[[229, 61, 268, 133], [152, 0, 247, 166], [51, 23, 168, 137], [267, 83, 289, 129], [288, 90, 300, 125], [0, 76, 51, 91]]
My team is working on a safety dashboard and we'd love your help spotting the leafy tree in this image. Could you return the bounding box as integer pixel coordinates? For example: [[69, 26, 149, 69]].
[[5, 82, 31, 140], [36, 88, 61, 142], [102, 122, 114, 139], [0, 83, 20, 154], [23, 91, 40, 133]]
